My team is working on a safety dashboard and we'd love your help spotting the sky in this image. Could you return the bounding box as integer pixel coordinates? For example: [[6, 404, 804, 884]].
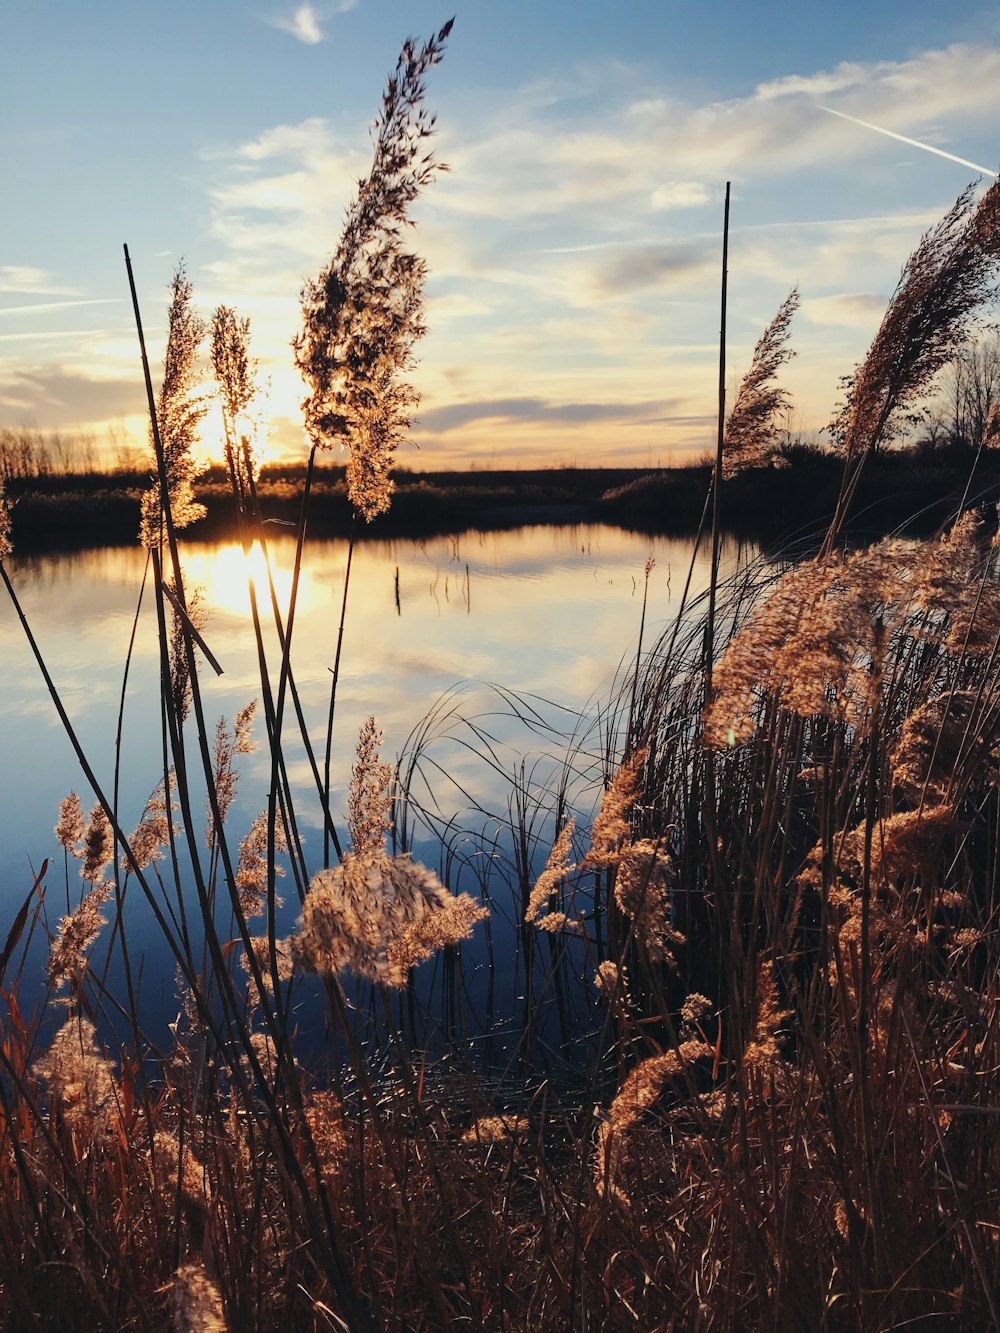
[[2, 0, 1000, 471]]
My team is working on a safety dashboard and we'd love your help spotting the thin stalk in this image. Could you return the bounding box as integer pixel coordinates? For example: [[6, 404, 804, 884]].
[[324, 514, 357, 865], [705, 180, 731, 699]]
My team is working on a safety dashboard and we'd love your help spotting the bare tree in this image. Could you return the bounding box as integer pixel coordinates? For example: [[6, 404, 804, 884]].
[[944, 334, 1000, 448]]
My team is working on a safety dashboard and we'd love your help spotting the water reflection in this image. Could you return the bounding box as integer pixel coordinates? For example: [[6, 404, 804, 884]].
[[0, 524, 750, 1031]]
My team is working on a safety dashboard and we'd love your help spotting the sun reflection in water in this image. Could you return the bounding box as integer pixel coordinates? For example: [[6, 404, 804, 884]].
[[184, 540, 314, 621]]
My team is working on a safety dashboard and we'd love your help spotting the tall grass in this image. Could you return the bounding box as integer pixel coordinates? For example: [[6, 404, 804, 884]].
[[4, 35, 1000, 1330]]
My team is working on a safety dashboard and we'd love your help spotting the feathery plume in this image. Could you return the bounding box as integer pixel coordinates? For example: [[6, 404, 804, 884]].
[[149, 1130, 211, 1219], [723, 287, 799, 477], [294, 22, 453, 520], [838, 178, 1000, 460], [241, 936, 293, 994], [525, 818, 575, 926], [139, 265, 208, 548], [130, 779, 172, 870], [679, 992, 713, 1040], [580, 749, 646, 871], [742, 960, 791, 1073], [205, 702, 257, 847], [294, 713, 485, 985], [211, 305, 262, 497], [704, 538, 915, 744], [34, 1015, 116, 1134], [47, 880, 113, 989], [168, 582, 207, 724], [80, 803, 113, 884], [596, 1039, 712, 1205], [0, 479, 11, 559], [609, 1042, 712, 1135], [892, 690, 984, 804], [461, 1114, 529, 1145], [234, 809, 287, 919], [303, 1092, 347, 1184], [594, 960, 632, 1017], [55, 791, 85, 854], [615, 839, 682, 965], [294, 851, 487, 989], [348, 715, 394, 856]]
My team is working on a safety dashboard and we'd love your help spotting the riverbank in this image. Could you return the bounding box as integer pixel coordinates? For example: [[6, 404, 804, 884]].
[[5, 446, 999, 552]]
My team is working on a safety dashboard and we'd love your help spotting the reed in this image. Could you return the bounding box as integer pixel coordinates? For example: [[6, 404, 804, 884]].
[[6, 37, 1000, 1330]]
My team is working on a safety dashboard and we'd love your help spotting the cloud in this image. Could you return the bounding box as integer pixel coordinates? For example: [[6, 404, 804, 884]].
[[417, 397, 678, 434], [0, 367, 146, 427], [0, 266, 77, 297], [755, 63, 877, 102], [651, 181, 713, 210], [192, 39, 1000, 467], [0, 299, 122, 318], [588, 241, 718, 297], [802, 293, 890, 327], [272, 4, 324, 45]]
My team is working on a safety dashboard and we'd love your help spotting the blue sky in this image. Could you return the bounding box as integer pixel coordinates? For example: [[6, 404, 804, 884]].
[[2, 0, 999, 469]]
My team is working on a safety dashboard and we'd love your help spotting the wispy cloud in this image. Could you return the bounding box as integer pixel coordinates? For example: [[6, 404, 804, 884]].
[[272, 4, 324, 45], [0, 266, 78, 297], [801, 293, 890, 327], [0, 299, 122, 318], [0, 328, 116, 344]]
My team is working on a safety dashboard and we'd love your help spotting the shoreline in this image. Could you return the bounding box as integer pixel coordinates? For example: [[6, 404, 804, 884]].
[[4, 450, 999, 553]]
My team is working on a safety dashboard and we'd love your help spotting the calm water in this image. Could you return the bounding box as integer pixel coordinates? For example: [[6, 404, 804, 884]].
[[0, 525, 745, 1041]]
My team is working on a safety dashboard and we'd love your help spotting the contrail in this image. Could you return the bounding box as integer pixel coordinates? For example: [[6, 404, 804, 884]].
[[819, 105, 998, 178]]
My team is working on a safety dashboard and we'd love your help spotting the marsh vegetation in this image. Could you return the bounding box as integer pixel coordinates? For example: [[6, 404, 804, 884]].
[[4, 21, 1000, 1331]]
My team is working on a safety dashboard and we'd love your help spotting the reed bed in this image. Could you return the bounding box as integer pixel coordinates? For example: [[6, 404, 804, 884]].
[[4, 25, 1000, 1331]]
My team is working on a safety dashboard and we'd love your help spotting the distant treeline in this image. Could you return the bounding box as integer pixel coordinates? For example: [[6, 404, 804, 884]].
[[4, 441, 1000, 554]]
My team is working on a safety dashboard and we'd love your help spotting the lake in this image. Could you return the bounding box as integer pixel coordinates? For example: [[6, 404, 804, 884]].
[[0, 524, 747, 1050]]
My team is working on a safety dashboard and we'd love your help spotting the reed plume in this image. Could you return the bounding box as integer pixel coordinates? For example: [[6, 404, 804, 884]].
[[722, 286, 799, 477], [211, 304, 261, 497], [55, 790, 84, 853], [293, 715, 486, 987], [524, 817, 575, 928], [704, 536, 917, 743], [614, 839, 682, 965], [594, 960, 632, 1021], [46, 880, 113, 990], [348, 714, 394, 855], [167, 581, 207, 723], [34, 1014, 116, 1135], [205, 702, 257, 848], [130, 779, 172, 870], [80, 802, 113, 883], [294, 21, 452, 520], [234, 809, 287, 919], [837, 178, 1000, 463], [0, 480, 11, 559], [139, 265, 208, 548], [580, 748, 646, 871]]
